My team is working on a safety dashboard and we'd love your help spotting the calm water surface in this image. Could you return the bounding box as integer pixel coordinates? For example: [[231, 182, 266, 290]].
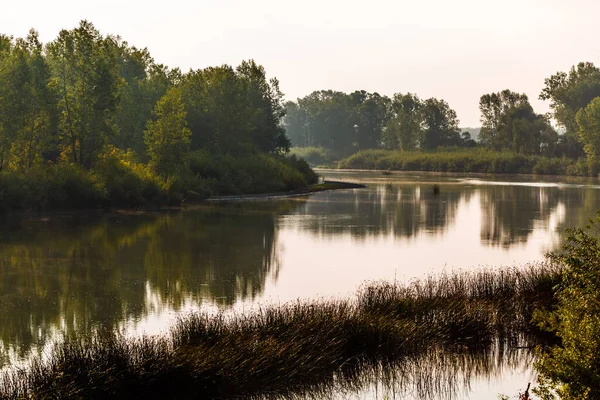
[[1, 170, 599, 398]]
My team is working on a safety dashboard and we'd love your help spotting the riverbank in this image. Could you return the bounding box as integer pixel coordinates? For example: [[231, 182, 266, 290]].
[[206, 180, 367, 201], [0, 153, 319, 215], [338, 149, 596, 176], [0, 264, 559, 399]]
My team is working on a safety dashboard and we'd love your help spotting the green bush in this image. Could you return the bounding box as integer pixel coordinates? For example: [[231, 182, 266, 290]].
[[0, 164, 105, 213], [189, 151, 317, 196], [535, 213, 600, 399]]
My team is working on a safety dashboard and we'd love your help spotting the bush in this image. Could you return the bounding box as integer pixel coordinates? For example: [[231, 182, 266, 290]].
[[535, 213, 600, 399], [94, 147, 169, 207], [189, 151, 317, 196], [0, 164, 105, 213]]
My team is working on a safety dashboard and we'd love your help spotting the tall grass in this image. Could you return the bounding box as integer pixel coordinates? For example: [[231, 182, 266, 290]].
[[0, 263, 561, 399], [338, 149, 594, 176]]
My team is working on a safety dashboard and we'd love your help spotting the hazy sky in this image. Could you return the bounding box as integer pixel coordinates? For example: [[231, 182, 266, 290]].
[[2, 0, 600, 126]]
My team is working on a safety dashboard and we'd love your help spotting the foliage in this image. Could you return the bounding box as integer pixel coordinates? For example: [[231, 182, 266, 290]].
[[284, 90, 391, 157], [576, 96, 600, 163], [180, 60, 289, 156], [289, 147, 331, 166], [479, 90, 558, 155], [540, 62, 600, 157], [46, 21, 121, 168], [144, 87, 191, 176], [534, 213, 600, 399], [189, 151, 317, 195], [338, 149, 578, 175], [0, 22, 316, 212]]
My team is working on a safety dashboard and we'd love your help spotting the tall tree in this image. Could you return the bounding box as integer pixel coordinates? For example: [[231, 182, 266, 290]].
[[112, 41, 174, 155], [479, 90, 529, 150], [576, 96, 600, 163], [144, 87, 191, 175], [353, 91, 390, 150], [283, 101, 308, 147], [236, 60, 289, 154], [46, 20, 120, 168], [384, 93, 422, 150], [479, 90, 557, 155], [0, 31, 57, 170], [540, 62, 600, 157], [421, 98, 461, 150]]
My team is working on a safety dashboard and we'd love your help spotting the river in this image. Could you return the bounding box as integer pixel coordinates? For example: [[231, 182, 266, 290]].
[[1, 170, 598, 398]]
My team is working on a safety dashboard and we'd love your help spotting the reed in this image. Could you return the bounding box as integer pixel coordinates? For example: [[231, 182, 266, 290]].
[[0, 263, 561, 399]]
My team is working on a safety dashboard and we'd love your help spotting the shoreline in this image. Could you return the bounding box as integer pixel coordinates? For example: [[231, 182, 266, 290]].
[[0, 181, 367, 220], [205, 180, 367, 202], [318, 167, 600, 183]]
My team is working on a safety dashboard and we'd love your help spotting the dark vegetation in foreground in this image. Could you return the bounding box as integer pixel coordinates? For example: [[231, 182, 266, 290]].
[[0, 264, 561, 399], [338, 149, 599, 176]]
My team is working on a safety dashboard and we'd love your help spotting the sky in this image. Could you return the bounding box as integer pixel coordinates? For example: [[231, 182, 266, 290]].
[[2, 0, 600, 126]]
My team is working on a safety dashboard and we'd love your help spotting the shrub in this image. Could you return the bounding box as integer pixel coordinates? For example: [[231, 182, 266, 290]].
[[535, 213, 600, 399]]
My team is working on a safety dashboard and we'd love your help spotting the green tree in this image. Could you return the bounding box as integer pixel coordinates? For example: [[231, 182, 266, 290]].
[[0, 31, 57, 170], [384, 93, 422, 150], [237, 59, 290, 154], [144, 88, 191, 175], [283, 101, 309, 147], [576, 96, 600, 163], [351, 91, 390, 150], [479, 90, 529, 150], [46, 20, 120, 168], [421, 97, 461, 150], [112, 41, 175, 155], [540, 62, 600, 157]]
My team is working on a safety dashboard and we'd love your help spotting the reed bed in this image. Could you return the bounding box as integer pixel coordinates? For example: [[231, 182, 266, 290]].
[[0, 263, 561, 399]]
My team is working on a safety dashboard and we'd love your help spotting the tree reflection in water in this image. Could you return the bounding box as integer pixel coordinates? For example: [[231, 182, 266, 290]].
[[0, 201, 300, 366]]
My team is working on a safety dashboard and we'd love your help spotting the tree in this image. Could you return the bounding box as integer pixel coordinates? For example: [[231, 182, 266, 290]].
[[0, 30, 57, 170], [421, 98, 461, 150], [236, 60, 290, 154], [46, 20, 120, 168], [384, 93, 422, 151], [144, 88, 191, 175], [540, 62, 600, 157], [479, 90, 529, 150], [283, 101, 308, 147], [351, 91, 390, 150], [576, 96, 600, 162], [112, 41, 175, 155], [479, 90, 557, 155]]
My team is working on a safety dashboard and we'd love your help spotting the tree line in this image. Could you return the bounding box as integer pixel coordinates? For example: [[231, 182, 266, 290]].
[[0, 21, 316, 211], [284, 62, 600, 163]]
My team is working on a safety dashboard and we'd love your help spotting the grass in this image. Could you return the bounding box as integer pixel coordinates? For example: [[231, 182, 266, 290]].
[[0, 263, 561, 399], [337, 149, 598, 176]]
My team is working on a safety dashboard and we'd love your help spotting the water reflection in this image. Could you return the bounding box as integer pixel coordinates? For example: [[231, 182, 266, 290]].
[[295, 183, 471, 239], [0, 201, 300, 365], [291, 175, 597, 248], [1, 171, 600, 388]]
